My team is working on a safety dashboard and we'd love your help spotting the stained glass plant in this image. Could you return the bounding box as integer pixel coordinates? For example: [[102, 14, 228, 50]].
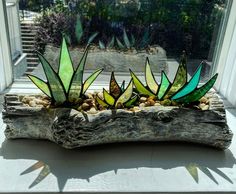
[[27, 37, 103, 106], [96, 72, 138, 109], [130, 55, 218, 104]]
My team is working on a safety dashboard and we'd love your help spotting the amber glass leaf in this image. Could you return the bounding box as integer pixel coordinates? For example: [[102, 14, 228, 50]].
[[164, 63, 187, 99], [145, 58, 158, 94], [110, 72, 122, 99], [115, 79, 133, 107], [125, 95, 138, 108], [58, 37, 74, 93], [38, 53, 66, 104], [172, 64, 203, 100], [68, 47, 88, 102], [103, 89, 115, 106], [157, 71, 171, 100], [130, 70, 154, 96], [174, 74, 218, 103], [27, 75, 51, 97], [96, 95, 109, 107], [82, 68, 103, 94]]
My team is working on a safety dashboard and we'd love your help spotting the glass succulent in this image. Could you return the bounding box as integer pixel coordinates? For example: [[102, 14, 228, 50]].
[[130, 55, 218, 104], [96, 72, 138, 109], [27, 37, 103, 106]]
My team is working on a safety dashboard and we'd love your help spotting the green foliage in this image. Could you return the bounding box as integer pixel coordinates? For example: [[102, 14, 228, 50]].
[[28, 37, 103, 106], [131, 57, 218, 104], [96, 72, 137, 109], [75, 15, 83, 44]]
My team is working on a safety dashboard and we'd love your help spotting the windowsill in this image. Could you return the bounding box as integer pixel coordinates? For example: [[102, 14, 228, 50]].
[[0, 88, 236, 193]]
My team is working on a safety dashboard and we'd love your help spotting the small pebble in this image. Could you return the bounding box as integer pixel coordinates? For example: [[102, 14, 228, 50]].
[[200, 97, 208, 103], [84, 99, 94, 105], [87, 107, 97, 114], [85, 93, 94, 99], [81, 103, 90, 111], [29, 101, 36, 107], [139, 103, 146, 107], [140, 97, 147, 103], [154, 103, 161, 106], [147, 99, 155, 106]]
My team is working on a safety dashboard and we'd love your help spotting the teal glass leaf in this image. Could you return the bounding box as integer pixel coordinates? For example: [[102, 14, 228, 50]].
[[37, 53, 66, 104], [27, 75, 51, 97], [82, 68, 103, 94], [120, 80, 125, 92], [157, 71, 171, 100], [68, 47, 88, 102], [145, 58, 158, 94], [174, 74, 218, 103], [171, 64, 203, 100], [58, 37, 74, 93]]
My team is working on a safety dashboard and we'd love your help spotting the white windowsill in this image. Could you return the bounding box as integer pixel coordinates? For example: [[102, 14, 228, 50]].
[[0, 90, 236, 193]]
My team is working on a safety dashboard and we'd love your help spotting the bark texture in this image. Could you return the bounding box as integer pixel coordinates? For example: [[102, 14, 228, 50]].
[[2, 92, 233, 150]]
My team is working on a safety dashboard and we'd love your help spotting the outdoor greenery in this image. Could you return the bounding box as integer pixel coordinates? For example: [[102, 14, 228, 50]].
[[33, 0, 226, 59], [28, 38, 218, 109]]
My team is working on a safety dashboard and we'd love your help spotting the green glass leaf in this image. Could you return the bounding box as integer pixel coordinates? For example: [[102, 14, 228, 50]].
[[186, 163, 199, 183], [38, 53, 66, 104], [125, 95, 138, 108], [116, 79, 133, 107], [145, 58, 158, 94], [68, 47, 88, 102], [96, 95, 109, 108], [172, 64, 203, 100], [82, 68, 103, 94], [130, 70, 154, 96], [59, 37, 74, 93], [164, 63, 187, 99], [110, 72, 122, 99], [116, 37, 125, 49], [174, 74, 218, 103], [103, 89, 115, 106], [157, 71, 171, 100], [123, 29, 131, 49], [27, 75, 51, 97]]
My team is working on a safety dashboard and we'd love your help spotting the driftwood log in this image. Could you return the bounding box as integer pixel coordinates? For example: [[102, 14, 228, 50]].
[[2, 92, 233, 150]]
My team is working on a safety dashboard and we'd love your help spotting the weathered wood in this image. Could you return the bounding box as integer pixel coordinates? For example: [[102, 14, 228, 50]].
[[2, 92, 233, 150]]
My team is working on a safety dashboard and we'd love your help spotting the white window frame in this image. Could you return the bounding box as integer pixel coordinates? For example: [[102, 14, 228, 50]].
[[0, 0, 13, 92]]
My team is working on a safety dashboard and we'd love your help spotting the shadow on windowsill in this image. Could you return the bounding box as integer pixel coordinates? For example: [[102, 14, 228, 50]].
[[0, 139, 235, 190]]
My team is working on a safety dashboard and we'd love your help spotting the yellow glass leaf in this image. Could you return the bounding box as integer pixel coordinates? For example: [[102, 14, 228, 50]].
[[115, 79, 133, 107], [27, 75, 51, 97], [130, 70, 154, 96], [103, 89, 115, 106], [82, 68, 103, 94], [96, 95, 109, 107], [186, 163, 199, 183], [145, 58, 158, 94]]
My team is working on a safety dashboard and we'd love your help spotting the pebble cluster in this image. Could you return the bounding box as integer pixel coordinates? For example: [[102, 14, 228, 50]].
[[21, 93, 211, 113]]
